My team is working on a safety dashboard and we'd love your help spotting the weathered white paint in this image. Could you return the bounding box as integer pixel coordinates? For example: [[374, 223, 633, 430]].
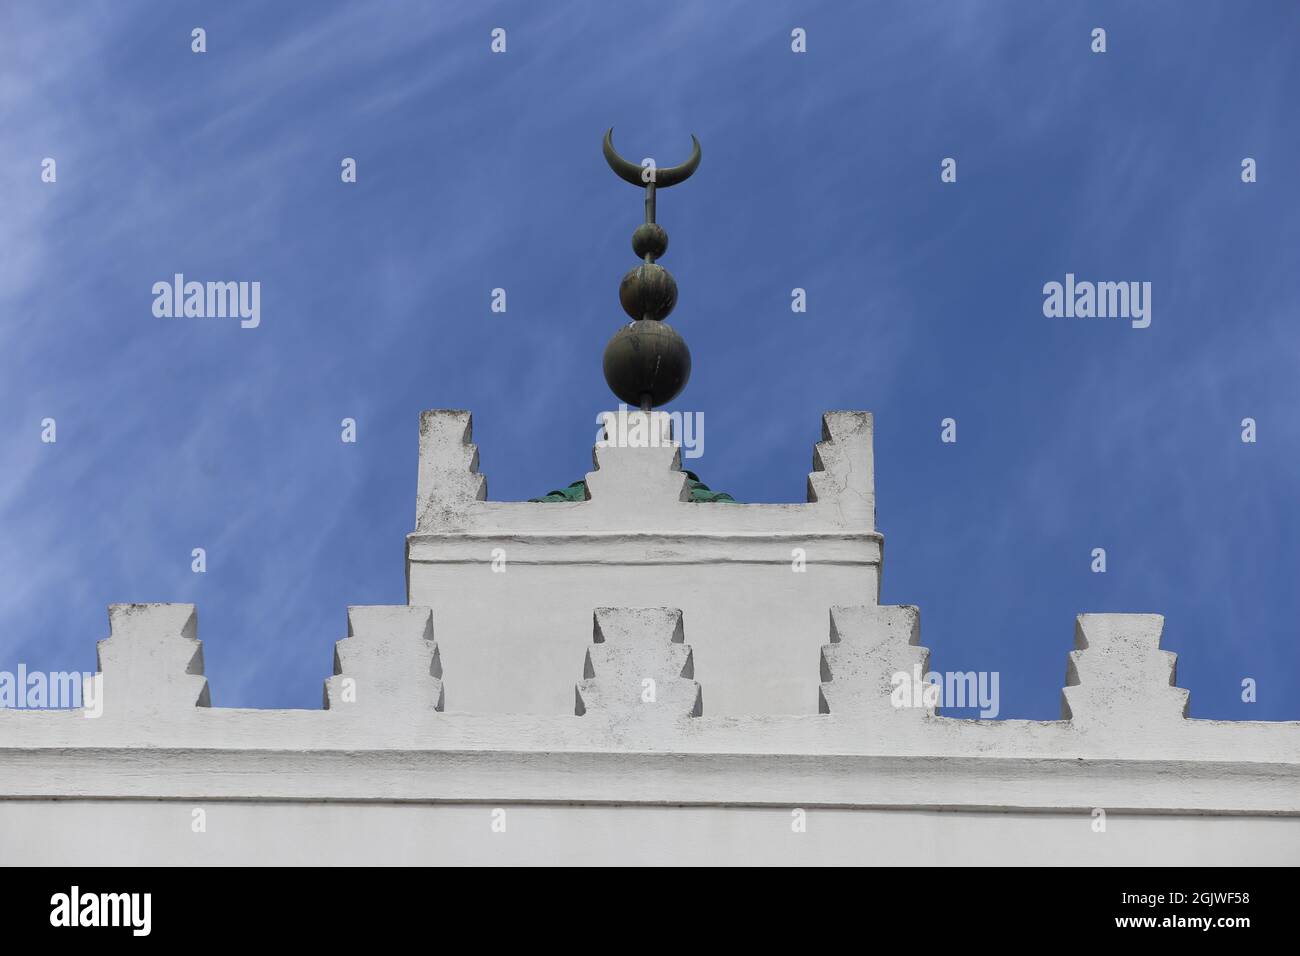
[[575, 607, 702, 719], [323, 605, 443, 714], [1, 409, 1297, 865], [407, 410, 880, 715]]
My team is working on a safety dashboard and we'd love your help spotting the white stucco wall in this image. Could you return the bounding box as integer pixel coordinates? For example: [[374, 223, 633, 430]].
[[406, 409, 880, 715], [6, 802, 1296, 866], [410, 559, 876, 715], [2, 409, 1297, 866]]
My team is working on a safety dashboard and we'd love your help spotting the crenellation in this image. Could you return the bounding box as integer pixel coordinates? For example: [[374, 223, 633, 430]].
[[575, 607, 702, 719], [584, 411, 691, 507], [818, 604, 930, 717], [94, 603, 210, 716], [324, 605, 444, 715], [1061, 613, 1190, 727], [807, 411, 876, 529], [415, 410, 486, 532]]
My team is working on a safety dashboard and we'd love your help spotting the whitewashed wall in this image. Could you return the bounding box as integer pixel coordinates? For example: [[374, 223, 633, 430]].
[[407, 409, 879, 715], [1, 411, 1296, 866]]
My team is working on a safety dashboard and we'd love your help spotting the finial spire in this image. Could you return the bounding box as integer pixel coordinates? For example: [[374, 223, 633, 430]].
[[600, 129, 701, 410]]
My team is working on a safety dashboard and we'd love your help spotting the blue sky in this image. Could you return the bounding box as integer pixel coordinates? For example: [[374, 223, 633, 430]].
[[2, 1, 1298, 718]]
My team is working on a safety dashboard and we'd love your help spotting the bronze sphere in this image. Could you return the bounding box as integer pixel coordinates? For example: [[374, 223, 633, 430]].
[[631, 223, 669, 260], [602, 319, 691, 408], [618, 263, 677, 321]]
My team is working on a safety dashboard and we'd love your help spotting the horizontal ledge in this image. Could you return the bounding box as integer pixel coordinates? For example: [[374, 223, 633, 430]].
[[413, 504, 879, 538], [406, 530, 883, 566], [2, 749, 1297, 815]]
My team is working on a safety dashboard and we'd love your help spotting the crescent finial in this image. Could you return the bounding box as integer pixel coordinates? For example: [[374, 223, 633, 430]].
[[603, 128, 701, 188], [600, 128, 699, 410]]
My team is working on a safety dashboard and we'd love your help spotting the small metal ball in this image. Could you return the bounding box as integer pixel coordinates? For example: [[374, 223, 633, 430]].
[[619, 263, 677, 321], [602, 320, 691, 408], [631, 223, 668, 260]]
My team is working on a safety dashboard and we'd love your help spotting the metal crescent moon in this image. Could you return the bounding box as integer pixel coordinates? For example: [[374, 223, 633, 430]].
[[603, 128, 701, 188]]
